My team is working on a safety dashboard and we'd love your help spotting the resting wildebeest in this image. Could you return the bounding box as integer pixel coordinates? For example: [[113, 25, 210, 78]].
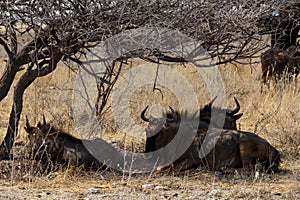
[[141, 97, 243, 153], [141, 99, 280, 173], [260, 45, 300, 90], [24, 116, 122, 169]]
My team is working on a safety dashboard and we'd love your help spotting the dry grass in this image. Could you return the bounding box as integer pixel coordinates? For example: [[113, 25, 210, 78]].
[[0, 54, 299, 199]]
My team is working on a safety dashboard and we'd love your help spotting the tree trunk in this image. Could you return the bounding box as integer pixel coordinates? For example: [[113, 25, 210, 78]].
[[0, 76, 34, 160]]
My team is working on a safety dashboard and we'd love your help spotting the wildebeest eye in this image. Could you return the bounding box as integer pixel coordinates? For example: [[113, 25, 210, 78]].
[[164, 121, 169, 128]]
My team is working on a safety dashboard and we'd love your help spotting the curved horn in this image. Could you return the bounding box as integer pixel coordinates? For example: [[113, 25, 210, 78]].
[[166, 106, 177, 122], [42, 114, 47, 126], [208, 96, 217, 108], [141, 106, 150, 122], [25, 115, 30, 132], [26, 116, 30, 127], [226, 97, 240, 114]]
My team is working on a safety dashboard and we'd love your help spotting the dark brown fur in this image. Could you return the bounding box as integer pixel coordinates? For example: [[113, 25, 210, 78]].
[[260, 46, 300, 89], [286, 45, 300, 76], [24, 117, 119, 168], [261, 48, 288, 85], [143, 97, 243, 153], [195, 129, 280, 173], [142, 100, 280, 173]]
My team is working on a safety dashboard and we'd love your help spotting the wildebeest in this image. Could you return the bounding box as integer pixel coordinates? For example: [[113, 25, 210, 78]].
[[261, 47, 288, 86], [141, 99, 280, 173], [286, 45, 300, 75], [24, 116, 122, 169], [141, 97, 243, 153], [260, 45, 300, 90]]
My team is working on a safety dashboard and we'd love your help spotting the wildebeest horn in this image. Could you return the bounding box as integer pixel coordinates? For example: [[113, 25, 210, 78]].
[[226, 97, 240, 114], [42, 114, 46, 126], [26, 116, 30, 127], [166, 106, 177, 122], [141, 106, 150, 122], [208, 96, 217, 108], [25, 115, 30, 132]]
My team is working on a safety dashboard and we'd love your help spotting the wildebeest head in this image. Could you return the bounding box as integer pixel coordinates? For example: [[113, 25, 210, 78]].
[[24, 115, 64, 162], [199, 97, 243, 130], [141, 106, 179, 152]]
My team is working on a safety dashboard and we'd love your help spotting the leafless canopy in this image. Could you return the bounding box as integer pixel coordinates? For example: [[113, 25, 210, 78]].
[[0, 0, 299, 159]]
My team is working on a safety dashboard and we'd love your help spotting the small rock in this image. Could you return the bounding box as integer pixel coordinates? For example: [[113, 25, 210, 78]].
[[209, 189, 221, 196], [154, 185, 168, 190], [86, 188, 101, 194], [142, 184, 153, 189]]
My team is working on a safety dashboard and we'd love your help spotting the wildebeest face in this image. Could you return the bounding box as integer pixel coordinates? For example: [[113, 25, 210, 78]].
[[24, 116, 45, 155], [141, 106, 179, 152], [24, 116, 62, 161], [141, 106, 178, 137]]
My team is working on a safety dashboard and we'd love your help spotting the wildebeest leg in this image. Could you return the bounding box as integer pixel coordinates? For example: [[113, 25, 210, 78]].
[[260, 68, 270, 93], [292, 74, 298, 94]]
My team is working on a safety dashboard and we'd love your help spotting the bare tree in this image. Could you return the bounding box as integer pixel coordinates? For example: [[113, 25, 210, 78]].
[[0, 0, 299, 159]]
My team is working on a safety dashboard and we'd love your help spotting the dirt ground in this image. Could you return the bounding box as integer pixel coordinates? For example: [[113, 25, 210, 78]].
[[0, 152, 299, 200], [0, 162, 299, 200]]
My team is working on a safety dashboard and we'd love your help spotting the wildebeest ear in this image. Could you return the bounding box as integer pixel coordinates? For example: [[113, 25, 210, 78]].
[[234, 113, 243, 120], [37, 121, 42, 128], [37, 115, 47, 128]]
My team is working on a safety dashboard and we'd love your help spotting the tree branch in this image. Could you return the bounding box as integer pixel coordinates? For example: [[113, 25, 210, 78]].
[[0, 38, 13, 59]]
